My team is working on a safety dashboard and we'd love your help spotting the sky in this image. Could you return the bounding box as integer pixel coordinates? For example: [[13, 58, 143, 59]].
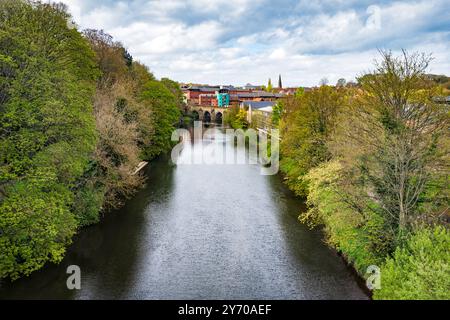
[[60, 0, 450, 87]]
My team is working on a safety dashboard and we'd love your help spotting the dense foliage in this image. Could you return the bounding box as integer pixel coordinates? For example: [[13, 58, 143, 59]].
[[280, 51, 449, 299], [374, 226, 450, 300], [280, 86, 345, 196], [302, 161, 386, 272], [140, 81, 181, 159], [0, 1, 181, 279], [224, 105, 248, 129], [0, 0, 98, 279]]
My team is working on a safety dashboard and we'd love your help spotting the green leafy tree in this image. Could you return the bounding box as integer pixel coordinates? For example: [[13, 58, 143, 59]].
[[140, 81, 181, 159], [0, 0, 98, 279], [295, 87, 305, 98], [271, 102, 283, 127], [161, 78, 185, 110], [224, 105, 248, 129], [267, 78, 273, 92], [374, 226, 450, 300], [280, 85, 345, 196], [332, 51, 449, 238]]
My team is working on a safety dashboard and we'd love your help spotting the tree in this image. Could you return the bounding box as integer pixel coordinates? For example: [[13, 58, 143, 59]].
[[332, 50, 449, 238], [130, 61, 156, 93], [161, 77, 185, 110], [233, 109, 249, 129], [267, 78, 273, 92], [271, 102, 283, 127], [295, 87, 305, 98], [320, 78, 329, 86], [83, 29, 129, 87], [0, 0, 98, 279], [224, 105, 248, 129], [0, 0, 188, 281], [140, 81, 181, 159], [278, 74, 283, 89], [374, 226, 450, 300], [84, 29, 149, 210], [280, 86, 345, 196]]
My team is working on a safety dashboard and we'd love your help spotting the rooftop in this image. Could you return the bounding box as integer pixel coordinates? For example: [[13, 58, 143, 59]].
[[236, 92, 283, 98], [241, 101, 277, 109]]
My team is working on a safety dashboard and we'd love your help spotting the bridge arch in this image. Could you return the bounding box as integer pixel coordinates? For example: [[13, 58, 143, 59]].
[[192, 110, 200, 120], [203, 111, 212, 123], [215, 112, 223, 124]]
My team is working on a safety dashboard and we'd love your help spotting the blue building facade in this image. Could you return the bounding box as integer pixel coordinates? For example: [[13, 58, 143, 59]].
[[216, 88, 230, 107]]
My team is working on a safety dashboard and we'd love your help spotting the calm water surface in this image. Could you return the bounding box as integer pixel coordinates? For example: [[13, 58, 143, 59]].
[[0, 125, 368, 299]]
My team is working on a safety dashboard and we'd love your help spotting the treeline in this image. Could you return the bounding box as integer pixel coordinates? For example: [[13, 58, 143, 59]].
[[224, 105, 249, 129], [0, 0, 181, 279], [278, 51, 449, 299]]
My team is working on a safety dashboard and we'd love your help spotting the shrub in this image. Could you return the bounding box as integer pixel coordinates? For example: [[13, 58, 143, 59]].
[[302, 161, 386, 273], [0, 176, 76, 279], [374, 226, 450, 300]]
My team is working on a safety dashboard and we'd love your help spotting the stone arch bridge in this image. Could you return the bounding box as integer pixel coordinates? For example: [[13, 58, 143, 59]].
[[189, 106, 228, 124]]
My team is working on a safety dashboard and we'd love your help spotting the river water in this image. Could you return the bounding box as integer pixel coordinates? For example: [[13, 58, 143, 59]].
[[0, 125, 367, 299]]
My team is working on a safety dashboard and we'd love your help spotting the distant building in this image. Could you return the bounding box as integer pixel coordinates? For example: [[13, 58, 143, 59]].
[[236, 91, 283, 101], [276, 87, 297, 95], [184, 83, 285, 108], [199, 94, 218, 106], [240, 101, 275, 131], [242, 83, 263, 90], [216, 88, 230, 107], [183, 86, 219, 105]]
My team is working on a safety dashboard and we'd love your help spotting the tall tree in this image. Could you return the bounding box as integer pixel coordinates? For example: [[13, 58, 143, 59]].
[[161, 77, 185, 110], [278, 74, 283, 89], [140, 81, 181, 160], [0, 0, 98, 279], [280, 86, 345, 196], [332, 50, 449, 237], [267, 78, 273, 92]]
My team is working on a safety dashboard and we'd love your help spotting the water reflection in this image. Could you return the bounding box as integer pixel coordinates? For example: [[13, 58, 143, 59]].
[[0, 125, 367, 300]]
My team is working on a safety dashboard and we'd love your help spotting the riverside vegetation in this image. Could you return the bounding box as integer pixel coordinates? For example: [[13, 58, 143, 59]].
[[0, 1, 448, 301], [0, 0, 181, 280], [277, 51, 449, 299]]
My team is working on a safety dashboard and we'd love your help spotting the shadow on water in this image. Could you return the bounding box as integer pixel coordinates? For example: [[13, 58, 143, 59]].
[[0, 155, 175, 300], [265, 174, 370, 299], [0, 125, 368, 300]]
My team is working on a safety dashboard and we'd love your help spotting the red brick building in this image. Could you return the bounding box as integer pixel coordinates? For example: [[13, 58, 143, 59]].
[[199, 94, 218, 106], [183, 85, 287, 107]]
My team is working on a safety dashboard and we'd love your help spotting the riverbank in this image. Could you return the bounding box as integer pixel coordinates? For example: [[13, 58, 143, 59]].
[[0, 128, 368, 299], [0, 1, 184, 281], [277, 55, 450, 299]]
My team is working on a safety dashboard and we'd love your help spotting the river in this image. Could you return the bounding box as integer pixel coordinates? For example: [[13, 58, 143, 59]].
[[0, 125, 368, 299]]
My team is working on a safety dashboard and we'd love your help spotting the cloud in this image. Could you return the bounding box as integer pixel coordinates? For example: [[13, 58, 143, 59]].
[[57, 0, 450, 86], [110, 20, 224, 55], [269, 48, 287, 60]]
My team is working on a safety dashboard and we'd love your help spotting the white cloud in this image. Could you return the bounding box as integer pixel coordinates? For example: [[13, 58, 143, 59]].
[[56, 0, 450, 86], [269, 48, 287, 60], [110, 20, 224, 55]]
